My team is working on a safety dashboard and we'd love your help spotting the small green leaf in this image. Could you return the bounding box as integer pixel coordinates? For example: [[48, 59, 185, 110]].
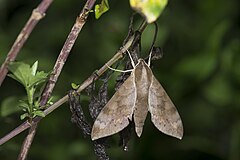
[[8, 61, 48, 88], [34, 101, 40, 109], [33, 110, 45, 118], [19, 100, 29, 110], [20, 113, 29, 120], [71, 83, 80, 90], [95, 0, 109, 19], [130, 0, 168, 23], [28, 71, 48, 88], [47, 97, 54, 106], [31, 61, 38, 76], [8, 62, 31, 87]]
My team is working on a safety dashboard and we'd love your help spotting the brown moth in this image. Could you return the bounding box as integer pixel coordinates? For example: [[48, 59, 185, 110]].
[[91, 53, 183, 140]]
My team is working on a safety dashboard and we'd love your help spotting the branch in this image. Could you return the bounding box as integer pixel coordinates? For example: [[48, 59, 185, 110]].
[[40, 0, 97, 106], [17, 0, 97, 159], [0, 0, 53, 86], [17, 123, 37, 160], [0, 20, 148, 146]]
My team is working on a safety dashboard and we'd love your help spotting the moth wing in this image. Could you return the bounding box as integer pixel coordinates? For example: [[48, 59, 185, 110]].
[[148, 75, 183, 139], [91, 74, 136, 140]]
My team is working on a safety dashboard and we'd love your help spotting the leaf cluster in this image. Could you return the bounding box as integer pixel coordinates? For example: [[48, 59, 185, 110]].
[[8, 61, 48, 120]]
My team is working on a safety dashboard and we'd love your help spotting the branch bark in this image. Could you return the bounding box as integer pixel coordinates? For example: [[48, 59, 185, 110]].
[[0, 0, 53, 86], [17, 123, 37, 160], [40, 0, 97, 106]]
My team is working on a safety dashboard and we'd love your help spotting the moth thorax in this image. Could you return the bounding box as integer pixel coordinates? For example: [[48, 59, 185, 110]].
[[135, 61, 152, 87]]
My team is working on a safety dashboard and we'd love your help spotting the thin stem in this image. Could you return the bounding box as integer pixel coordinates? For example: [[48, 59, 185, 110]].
[[17, 123, 38, 160], [0, 0, 53, 86], [26, 87, 33, 121], [40, 0, 97, 106]]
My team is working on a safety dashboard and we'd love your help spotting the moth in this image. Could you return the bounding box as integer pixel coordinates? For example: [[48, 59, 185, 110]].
[[91, 52, 183, 140]]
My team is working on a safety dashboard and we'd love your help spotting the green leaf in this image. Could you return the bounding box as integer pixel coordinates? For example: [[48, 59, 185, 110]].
[[1, 97, 22, 117], [130, 0, 168, 23], [20, 113, 29, 120], [33, 110, 45, 118], [71, 83, 80, 90], [34, 100, 40, 109], [19, 100, 30, 110], [28, 71, 48, 88], [31, 61, 38, 76], [8, 61, 48, 88], [8, 62, 32, 87], [95, 0, 109, 19], [47, 97, 54, 106]]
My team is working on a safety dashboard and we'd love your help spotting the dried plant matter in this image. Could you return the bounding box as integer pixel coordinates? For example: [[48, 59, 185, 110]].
[[119, 123, 133, 151], [69, 91, 91, 136], [68, 90, 109, 160], [88, 74, 110, 120]]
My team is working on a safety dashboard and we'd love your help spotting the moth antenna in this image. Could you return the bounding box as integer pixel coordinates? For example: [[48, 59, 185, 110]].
[[106, 64, 133, 73], [127, 50, 136, 68]]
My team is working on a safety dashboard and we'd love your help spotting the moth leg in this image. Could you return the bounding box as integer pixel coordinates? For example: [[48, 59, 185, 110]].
[[106, 64, 133, 73]]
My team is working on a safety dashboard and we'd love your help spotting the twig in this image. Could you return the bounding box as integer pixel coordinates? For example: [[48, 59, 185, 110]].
[[40, 0, 97, 106], [17, 123, 37, 160], [0, 20, 148, 146], [17, 0, 97, 159], [0, 0, 53, 86]]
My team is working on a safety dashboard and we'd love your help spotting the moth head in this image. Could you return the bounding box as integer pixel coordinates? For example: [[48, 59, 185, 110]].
[[137, 58, 149, 67]]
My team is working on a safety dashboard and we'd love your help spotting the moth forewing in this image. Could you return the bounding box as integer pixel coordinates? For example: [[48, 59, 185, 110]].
[[148, 74, 183, 139], [91, 72, 137, 140]]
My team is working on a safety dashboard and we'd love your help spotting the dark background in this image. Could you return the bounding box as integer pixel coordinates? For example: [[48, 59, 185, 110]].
[[0, 0, 239, 159]]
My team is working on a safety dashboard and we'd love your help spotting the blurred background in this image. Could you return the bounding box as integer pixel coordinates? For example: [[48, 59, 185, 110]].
[[0, 0, 239, 159]]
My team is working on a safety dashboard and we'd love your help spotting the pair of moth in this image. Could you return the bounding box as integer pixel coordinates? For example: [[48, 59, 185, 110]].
[[91, 51, 183, 140]]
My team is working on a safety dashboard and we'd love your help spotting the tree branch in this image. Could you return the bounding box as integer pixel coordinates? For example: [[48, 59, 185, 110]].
[[0, 0, 53, 86], [40, 0, 97, 106], [17, 123, 37, 160]]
